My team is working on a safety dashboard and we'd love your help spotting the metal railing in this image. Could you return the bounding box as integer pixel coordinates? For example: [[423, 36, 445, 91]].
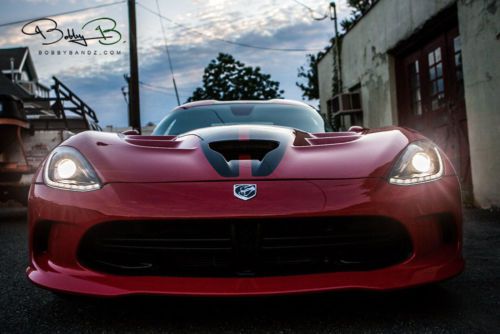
[[23, 76, 101, 131]]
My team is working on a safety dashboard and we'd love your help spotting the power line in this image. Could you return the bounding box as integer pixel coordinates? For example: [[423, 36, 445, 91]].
[[0, 0, 126, 28], [170, 4, 288, 34], [138, 2, 322, 52], [137, 2, 323, 53], [153, 0, 289, 34], [140, 81, 191, 93], [167, 0, 272, 24], [291, 0, 329, 20], [139, 81, 186, 98], [154, 0, 181, 105]]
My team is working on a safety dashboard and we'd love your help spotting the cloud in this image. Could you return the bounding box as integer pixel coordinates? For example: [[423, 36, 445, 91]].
[[1, 0, 353, 127]]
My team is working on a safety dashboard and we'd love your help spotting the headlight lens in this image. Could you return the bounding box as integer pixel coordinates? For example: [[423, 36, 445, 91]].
[[411, 152, 432, 173], [389, 140, 443, 185], [56, 159, 77, 179], [44, 146, 101, 191]]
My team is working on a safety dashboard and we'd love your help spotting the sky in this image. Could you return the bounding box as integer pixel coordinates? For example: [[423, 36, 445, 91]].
[[0, 0, 351, 128]]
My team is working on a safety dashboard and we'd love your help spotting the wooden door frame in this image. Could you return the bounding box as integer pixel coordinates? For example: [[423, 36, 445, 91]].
[[393, 5, 459, 125], [392, 4, 472, 197]]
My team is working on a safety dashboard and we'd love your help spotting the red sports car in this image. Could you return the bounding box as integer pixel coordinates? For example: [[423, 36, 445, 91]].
[[27, 99, 464, 297]]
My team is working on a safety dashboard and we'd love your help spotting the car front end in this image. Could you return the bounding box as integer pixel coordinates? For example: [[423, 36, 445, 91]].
[[27, 100, 464, 297]]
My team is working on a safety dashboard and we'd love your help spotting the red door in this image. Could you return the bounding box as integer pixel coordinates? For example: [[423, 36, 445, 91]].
[[397, 27, 471, 196]]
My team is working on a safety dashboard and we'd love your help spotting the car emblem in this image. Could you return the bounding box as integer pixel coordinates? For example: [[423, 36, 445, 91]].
[[233, 184, 257, 201]]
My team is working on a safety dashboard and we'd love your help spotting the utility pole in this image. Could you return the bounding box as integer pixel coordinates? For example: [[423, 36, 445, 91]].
[[171, 68, 181, 106], [155, 0, 181, 106], [329, 2, 342, 95], [128, 0, 141, 133]]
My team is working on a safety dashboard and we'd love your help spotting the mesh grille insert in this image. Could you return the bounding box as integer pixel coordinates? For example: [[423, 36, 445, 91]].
[[78, 217, 413, 277]]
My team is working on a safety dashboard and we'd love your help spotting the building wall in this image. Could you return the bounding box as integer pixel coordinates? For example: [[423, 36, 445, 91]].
[[321, 0, 456, 127], [317, 0, 500, 207], [457, 0, 500, 208], [317, 48, 334, 117]]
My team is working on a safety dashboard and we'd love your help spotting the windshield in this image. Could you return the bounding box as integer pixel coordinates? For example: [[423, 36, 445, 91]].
[[152, 103, 329, 135]]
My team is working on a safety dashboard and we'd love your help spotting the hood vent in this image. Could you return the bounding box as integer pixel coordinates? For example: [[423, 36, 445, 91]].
[[124, 135, 180, 148], [209, 140, 279, 161]]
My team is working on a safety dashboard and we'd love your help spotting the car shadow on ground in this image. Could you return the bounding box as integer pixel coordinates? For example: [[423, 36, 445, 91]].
[[5, 208, 500, 332], [45, 283, 464, 330]]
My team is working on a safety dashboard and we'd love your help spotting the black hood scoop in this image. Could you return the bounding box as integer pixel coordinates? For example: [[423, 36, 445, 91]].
[[190, 125, 291, 178], [209, 140, 279, 161]]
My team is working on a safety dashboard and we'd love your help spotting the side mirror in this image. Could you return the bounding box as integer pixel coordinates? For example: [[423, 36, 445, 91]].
[[122, 129, 140, 135]]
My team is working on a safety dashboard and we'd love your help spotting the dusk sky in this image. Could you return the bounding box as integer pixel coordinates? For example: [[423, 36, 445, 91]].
[[0, 0, 351, 127]]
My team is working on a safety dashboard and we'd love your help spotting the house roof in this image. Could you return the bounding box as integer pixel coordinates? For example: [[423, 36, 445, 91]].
[[0, 47, 27, 70], [0, 47, 38, 81], [0, 73, 31, 99]]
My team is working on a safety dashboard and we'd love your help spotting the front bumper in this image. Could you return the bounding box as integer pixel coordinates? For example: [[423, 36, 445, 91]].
[[27, 177, 464, 297]]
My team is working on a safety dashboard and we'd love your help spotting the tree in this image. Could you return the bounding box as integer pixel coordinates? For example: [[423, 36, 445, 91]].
[[296, 51, 325, 101], [187, 53, 284, 102], [340, 0, 376, 32]]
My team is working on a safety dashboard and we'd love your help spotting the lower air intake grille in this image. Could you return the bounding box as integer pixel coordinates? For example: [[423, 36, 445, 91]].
[[78, 217, 413, 277]]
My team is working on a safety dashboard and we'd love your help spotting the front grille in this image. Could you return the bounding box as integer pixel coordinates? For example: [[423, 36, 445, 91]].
[[78, 217, 413, 277]]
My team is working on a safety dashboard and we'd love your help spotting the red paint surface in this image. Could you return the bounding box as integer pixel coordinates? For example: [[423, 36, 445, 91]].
[[28, 125, 464, 296]]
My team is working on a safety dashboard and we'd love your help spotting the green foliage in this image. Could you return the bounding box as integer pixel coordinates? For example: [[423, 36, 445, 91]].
[[296, 1, 377, 101], [187, 53, 284, 102], [340, 18, 355, 31], [296, 51, 324, 101], [347, 0, 376, 15], [340, 0, 376, 32]]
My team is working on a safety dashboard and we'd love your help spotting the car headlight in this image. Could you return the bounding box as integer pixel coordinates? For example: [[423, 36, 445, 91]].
[[44, 146, 101, 191], [389, 140, 443, 185]]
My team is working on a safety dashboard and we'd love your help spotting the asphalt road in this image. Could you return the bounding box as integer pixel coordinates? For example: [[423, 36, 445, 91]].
[[1, 209, 499, 333]]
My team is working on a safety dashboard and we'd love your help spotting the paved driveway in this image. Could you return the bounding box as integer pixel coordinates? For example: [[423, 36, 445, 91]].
[[1, 209, 499, 333]]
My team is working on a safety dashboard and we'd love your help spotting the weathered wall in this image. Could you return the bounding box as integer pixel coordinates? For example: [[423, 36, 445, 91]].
[[457, 0, 500, 208], [317, 0, 500, 207], [317, 48, 334, 119], [318, 0, 456, 127], [342, 0, 458, 127]]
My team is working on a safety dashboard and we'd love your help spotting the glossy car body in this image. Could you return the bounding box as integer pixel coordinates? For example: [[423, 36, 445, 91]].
[[27, 100, 464, 297]]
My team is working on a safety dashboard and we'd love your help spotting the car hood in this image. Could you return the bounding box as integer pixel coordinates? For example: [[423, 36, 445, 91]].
[[61, 125, 415, 183]]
